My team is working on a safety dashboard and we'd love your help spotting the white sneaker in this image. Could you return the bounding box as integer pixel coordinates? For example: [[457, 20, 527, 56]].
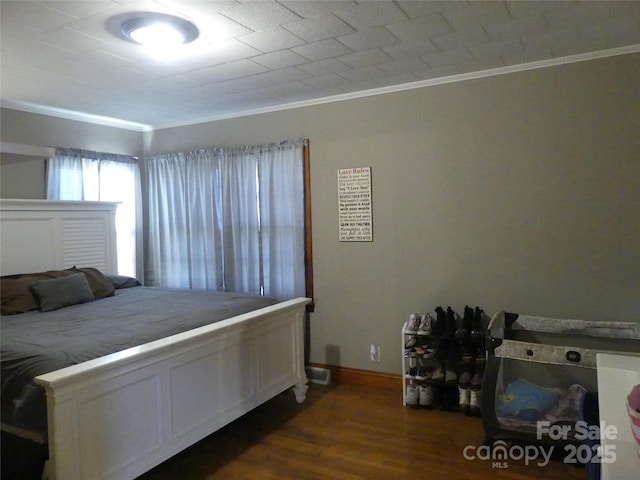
[[444, 365, 458, 384], [417, 314, 433, 335], [406, 313, 420, 334], [469, 389, 482, 416], [419, 385, 434, 406], [431, 366, 444, 382], [406, 384, 419, 405], [415, 367, 431, 381], [458, 386, 470, 412]]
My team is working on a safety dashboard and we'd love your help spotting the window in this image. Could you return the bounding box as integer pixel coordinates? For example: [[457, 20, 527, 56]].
[[146, 139, 312, 301], [46, 148, 141, 277]]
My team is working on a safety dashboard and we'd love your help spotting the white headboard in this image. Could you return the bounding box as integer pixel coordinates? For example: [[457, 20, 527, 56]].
[[0, 199, 118, 276]]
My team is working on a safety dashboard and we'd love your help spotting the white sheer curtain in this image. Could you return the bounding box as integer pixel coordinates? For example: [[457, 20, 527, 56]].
[[46, 148, 141, 277], [221, 146, 261, 294], [147, 150, 223, 290], [257, 142, 305, 299], [46, 156, 99, 199], [146, 139, 306, 300]]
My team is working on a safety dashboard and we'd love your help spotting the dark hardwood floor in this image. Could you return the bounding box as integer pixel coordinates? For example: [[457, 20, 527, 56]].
[[138, 383, 587, 480]]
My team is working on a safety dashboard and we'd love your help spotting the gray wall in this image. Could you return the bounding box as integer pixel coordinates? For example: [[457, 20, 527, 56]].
[[0, 153, 46, 198], [2, 53, 639, 375], [0, 109, 144, 199], [0, 110, 144, 157]]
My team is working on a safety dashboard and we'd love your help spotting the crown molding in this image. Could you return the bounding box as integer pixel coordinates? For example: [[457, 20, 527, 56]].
[[2, 45, 638, 132], [154, 45, 640, 130], [0, 101, 152, 132]]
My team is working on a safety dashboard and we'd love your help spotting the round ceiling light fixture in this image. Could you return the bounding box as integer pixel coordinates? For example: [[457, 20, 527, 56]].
[[106, 12, 199, 48]]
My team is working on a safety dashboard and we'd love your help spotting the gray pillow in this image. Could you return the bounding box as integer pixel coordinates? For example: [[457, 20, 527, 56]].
[[30, 273, 95, 312], [104, 273, 141, 289]]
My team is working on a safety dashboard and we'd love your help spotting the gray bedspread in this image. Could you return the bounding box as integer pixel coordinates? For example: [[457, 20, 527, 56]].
[[0, 287, 278, 441]]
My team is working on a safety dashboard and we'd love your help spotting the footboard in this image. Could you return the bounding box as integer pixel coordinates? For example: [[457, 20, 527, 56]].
[[35, 298, 310, 480]]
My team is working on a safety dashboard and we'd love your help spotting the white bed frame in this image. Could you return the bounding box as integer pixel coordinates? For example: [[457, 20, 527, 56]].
[[0, 199, 310, 480]]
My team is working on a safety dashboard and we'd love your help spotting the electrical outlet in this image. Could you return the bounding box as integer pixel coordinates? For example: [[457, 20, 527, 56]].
[[370, 344, 381, 362]]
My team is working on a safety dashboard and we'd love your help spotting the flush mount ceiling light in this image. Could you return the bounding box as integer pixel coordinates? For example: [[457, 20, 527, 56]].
[[106, 12, 198, 48]]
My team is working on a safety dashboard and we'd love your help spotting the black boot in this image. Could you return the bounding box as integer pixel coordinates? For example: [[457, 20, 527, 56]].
[[456, 305, 472, 342], [432, 306, 446, 337], [444, 306, 457, 339], [470, 306, 484, 347], [457, 305, 475, 362]]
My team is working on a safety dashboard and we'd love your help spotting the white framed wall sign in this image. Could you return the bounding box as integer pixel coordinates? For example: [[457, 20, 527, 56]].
[[337, 166, 373, 242]]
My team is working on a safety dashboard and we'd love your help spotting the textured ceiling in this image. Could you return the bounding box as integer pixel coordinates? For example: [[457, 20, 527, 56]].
[[1, 0, 639, 130]]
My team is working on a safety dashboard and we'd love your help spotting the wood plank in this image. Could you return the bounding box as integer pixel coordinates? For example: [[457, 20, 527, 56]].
[[138, 383, 586, 480]]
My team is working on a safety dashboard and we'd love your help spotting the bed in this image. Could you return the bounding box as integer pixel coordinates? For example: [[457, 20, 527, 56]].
[[0, 199, 311, 480]]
